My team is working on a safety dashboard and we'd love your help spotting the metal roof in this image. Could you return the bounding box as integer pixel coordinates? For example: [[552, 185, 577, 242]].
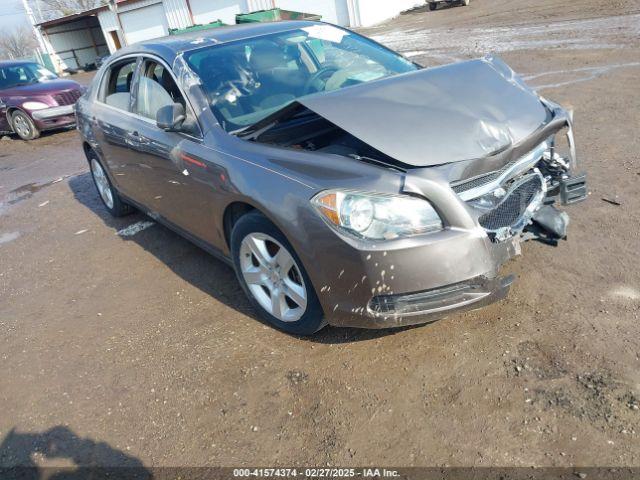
[[0, 60, 42, 67], [35, 8, 105, 28]]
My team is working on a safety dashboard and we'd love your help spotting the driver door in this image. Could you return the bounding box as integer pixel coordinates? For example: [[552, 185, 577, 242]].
[[128, 57, 218, 242]]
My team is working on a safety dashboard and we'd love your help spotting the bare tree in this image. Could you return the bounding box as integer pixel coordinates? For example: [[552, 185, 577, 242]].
[[36, 0, 108, 18], [0, 25, 38, 59]]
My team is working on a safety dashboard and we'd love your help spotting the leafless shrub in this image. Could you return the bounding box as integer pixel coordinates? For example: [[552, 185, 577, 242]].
[[0, 26, 38, 60], [36, 0, 108, 19]]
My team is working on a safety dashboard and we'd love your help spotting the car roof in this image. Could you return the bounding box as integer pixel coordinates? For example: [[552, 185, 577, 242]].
[[0, 60, 40, 67], [109, 20, 327, 65]]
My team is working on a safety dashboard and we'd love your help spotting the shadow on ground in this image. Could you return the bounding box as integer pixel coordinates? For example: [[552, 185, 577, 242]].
[[0, 426, 150, 480], [68, 172, 419, 343]]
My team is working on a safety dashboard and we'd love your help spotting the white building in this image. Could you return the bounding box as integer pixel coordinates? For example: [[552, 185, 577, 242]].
[[37, 0, 421, 72]]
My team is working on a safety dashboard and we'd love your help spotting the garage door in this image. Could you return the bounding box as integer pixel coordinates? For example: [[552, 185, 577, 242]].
[[190, 0, 245, 26], [120, 3, 169, 45]]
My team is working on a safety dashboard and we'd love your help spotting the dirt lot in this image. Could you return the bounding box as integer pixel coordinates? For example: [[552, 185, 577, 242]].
[[1, 0, 639, 470]]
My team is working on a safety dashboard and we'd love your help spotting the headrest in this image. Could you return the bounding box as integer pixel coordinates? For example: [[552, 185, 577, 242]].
[[249, 42, 286, 72]]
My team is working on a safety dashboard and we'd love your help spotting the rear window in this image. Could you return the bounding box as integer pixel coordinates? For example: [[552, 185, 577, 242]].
[[102, 59, 137, 111]]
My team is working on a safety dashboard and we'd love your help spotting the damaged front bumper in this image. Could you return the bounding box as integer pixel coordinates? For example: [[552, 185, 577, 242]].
[[311, 224, 524, 329], [310, 102, 586, 329], [367, 275, 514, 327]]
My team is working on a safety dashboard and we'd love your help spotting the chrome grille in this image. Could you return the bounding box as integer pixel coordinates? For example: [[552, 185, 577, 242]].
[[479, 174, 543, 231], [53, 89, 82, 106], [451, 141, 550, 198], [451, 157, 521, 194]]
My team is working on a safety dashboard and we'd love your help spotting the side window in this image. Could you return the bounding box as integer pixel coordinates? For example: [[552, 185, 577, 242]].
[[135, 59, 198, 135], [135, 61, 186, 119], [102, 59, 137, 111], [15, 67, 29, 82]]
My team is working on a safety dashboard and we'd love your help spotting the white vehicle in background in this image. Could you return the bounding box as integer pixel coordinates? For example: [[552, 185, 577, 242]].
[[429, 0, 470, 11]]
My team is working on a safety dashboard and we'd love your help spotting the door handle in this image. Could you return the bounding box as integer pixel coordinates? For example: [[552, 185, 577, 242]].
[[124, 131, 139, 146]]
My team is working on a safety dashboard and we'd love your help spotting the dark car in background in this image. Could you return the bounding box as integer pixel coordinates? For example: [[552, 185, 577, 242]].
[[0, 61, 84, 140], [429, 0, 470, 10]]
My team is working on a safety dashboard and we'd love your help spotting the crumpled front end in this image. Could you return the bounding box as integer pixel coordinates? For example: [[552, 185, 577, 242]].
[[340, 105, 584, 328], [431, 98, 587, 245], [312, 100, 586, 329], [244, 54, 587, 328]]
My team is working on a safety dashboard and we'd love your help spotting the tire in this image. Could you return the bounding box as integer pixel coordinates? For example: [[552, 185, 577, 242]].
[[461, 0, 470, 5], [11, 110, 40, 140], [88, 152, 133, 217], [231, 211, 326, 335], [429, 2, 437, 10]]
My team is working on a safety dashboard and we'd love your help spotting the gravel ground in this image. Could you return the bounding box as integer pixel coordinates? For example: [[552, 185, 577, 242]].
[[1, 0, 639, 470]]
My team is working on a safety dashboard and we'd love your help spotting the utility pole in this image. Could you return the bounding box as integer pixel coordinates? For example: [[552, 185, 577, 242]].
[[20, 0, 49, 55]]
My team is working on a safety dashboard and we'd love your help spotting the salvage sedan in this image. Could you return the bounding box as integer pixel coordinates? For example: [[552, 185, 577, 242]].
[[76, 21, 586, 335]]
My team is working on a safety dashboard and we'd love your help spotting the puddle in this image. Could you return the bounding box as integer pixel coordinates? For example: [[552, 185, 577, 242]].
[[0, 231, 21, 245], [608, 285, 640, 301], [371, 13, 640, 58], [525, 62, 640, 90], [5, 177, 64, 206]]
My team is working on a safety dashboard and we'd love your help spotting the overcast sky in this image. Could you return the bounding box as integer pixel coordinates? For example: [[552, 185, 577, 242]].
[[0, 0, 30, 30]]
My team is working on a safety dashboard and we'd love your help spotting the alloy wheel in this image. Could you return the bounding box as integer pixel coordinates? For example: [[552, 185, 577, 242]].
[[13, 114, 31, 139], [91, 158, 114, 209], [239, 233, 308, 322]]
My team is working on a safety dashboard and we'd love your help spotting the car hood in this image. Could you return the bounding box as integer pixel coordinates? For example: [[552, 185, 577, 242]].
[[293, 56, 549, 167], [0, 79, 81, 98]]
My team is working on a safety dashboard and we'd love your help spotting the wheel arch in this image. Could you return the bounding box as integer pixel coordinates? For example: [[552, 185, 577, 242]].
[[82, 141, 95, 160], [81, 141, 118, 188], [5, 107, 25, 132], [223, 201, 256, 251], [222, 199, 304, 255]]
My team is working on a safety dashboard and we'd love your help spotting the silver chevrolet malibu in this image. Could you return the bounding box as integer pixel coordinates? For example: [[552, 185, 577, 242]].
[[76, 21, 586, 335]]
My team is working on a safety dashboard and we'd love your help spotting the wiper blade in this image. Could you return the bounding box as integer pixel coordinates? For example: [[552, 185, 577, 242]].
[[232, 102, 307, 140]]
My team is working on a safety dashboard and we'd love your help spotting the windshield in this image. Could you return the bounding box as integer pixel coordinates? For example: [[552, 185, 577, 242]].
[[184, 25, 418, 132], [0, 63, 57, 89]]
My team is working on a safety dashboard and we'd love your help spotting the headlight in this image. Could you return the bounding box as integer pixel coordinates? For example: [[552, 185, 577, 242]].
[[22, 101, 49, 111], [312, 189, 443, 240]]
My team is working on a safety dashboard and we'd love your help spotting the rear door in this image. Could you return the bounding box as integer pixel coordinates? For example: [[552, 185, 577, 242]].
[[92, 57, 146, 200]]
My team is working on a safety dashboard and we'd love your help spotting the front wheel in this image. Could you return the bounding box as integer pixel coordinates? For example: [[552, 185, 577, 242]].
[[231, 211, 326, 335], [429, 2, 437, 10], [11, 110, 40, 140]]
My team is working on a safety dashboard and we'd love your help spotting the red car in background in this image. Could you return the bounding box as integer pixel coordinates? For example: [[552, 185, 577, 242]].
[[0, 60, 84, 140]]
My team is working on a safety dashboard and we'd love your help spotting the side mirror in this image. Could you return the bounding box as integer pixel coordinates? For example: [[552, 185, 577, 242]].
[[156, 103, 186, 131]]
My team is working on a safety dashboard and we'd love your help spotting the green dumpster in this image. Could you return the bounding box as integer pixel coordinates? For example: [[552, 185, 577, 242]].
[[169, 20, 227, 35], [235, 8, 321, 24]]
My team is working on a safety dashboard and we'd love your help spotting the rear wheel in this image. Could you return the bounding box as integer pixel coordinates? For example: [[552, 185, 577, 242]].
[[429, 2, 437, 10], [89, 154, 133, 217], [231, 211, 326, 335], [11, 110, 40, 140]]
